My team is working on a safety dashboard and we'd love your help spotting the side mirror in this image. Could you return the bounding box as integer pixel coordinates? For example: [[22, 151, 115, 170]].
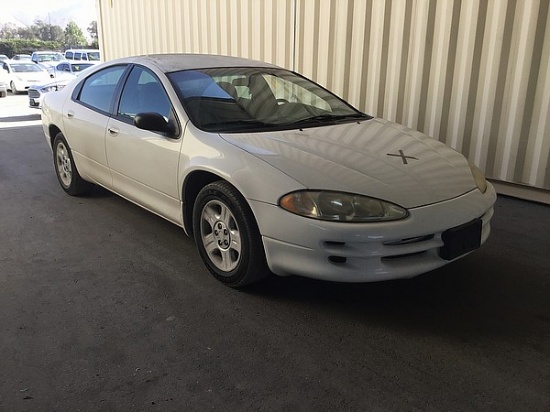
[[134, 112, 178, 137]]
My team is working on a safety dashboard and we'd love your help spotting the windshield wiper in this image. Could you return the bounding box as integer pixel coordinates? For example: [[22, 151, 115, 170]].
[[291, 113, 371, 125], [202, 119, 277, 132]]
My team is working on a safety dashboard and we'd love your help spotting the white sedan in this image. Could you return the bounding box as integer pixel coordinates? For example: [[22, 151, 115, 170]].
[[28, 79, 70, 108], [2, 60, 52, 93], [51, 61, 95, 78], [41, 54, 496, 287], [0, 68, 7, 97]]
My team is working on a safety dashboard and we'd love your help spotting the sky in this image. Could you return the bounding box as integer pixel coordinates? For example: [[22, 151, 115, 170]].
[[0, 0, 97, 35]]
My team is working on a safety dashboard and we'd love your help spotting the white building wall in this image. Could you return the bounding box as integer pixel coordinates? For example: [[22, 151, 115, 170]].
[[96, 0, 550, 191]]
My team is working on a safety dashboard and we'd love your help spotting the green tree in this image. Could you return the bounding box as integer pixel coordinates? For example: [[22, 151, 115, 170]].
[[33, 20, 64, 42], [64, 21, 86, 48], [0, 39, 62, 56], [16, 26, 36, 40]]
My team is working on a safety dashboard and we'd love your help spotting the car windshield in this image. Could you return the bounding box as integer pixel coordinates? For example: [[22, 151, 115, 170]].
[[12, 63, 44, 73], [37, 53, 64, 62], [168, 67, 370, 133]]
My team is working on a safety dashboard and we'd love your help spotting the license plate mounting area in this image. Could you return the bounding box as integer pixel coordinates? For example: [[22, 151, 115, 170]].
[[439, 218, 482, 261]]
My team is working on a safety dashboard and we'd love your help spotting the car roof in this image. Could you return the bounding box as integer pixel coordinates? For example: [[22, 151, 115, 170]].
[[110, 53, 280, 73]]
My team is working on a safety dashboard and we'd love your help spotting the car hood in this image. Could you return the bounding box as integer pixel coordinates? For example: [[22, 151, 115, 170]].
[[52, 72, 76, 81], [220, 118, 477, 208], [30, 78, 70, 90], [14, 71, 51, 81]]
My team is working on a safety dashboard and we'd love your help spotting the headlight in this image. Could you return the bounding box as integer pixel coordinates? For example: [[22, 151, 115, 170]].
[[468, 161, 488, 193], [279, 191, 408, 222], [40, 86, 57, 93]]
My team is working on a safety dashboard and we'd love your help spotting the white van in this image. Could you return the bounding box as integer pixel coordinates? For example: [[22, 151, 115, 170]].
[[64, 49, 101, 63]]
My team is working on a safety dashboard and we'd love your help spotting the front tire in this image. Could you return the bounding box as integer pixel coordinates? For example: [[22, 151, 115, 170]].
[[53, 133, 93, 195], [193, 181, 269, 288], [10, 81, 18, 94]]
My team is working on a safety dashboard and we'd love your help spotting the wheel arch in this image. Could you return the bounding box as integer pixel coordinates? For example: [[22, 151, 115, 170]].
[[48, 124, 63, 148], [182, 170, 227, 236]]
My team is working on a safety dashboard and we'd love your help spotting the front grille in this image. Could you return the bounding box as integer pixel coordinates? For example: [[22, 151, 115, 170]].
[[382, 251, 428, 260], [28, 90, 40, 98], [319, 231, 442, 269]]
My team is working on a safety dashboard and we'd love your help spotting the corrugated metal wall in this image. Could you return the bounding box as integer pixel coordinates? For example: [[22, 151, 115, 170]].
[[97, 0, 550, 191]]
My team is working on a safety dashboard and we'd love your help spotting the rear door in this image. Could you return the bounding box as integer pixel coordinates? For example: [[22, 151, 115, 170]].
[[62, 65, 128, 187]]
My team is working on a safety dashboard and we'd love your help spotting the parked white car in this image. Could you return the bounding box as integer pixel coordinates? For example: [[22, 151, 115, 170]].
[[29, 79, 71, 108], [51, 61, 95, 78], [31, 51, 67, 74], [2, 61, 52, 94], [0, 69, 8, 97], [31, 51, 66, 65], [41, 54, 496, 287], [12, 54, 32, 61]]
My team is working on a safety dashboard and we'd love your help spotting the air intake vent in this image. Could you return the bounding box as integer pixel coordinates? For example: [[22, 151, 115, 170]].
[[383, 234, 434, 246]]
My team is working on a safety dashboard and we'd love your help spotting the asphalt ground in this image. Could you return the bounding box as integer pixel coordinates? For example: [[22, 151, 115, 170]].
[[1, 94, 549, 411]]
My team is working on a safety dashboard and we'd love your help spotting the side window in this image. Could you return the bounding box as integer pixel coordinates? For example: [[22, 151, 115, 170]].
[[118, 66, 172, 121], [75, 53, 82, 61], [65, 52, 73, 60], [77, 66, 126, 113]]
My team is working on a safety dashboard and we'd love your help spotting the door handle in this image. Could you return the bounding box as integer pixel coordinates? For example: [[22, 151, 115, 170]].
[[108, 127, 119, 135], [66, 110, 74, 118]]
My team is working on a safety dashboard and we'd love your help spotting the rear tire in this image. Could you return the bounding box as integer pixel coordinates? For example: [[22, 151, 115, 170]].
[[0, 90, 6, 98], [53, 133, 94, 196], [193, 181, 269, 288]]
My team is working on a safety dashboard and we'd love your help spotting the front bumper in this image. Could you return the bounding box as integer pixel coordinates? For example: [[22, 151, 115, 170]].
[[251, 184, 496, 282], [28, 90, 42, 107]]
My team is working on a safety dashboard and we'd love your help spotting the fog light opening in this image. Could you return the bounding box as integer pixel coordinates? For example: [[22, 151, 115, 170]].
[[328, 256, 347, 264]]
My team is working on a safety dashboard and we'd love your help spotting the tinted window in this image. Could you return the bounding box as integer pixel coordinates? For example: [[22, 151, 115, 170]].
[[71, 63, 93, 72], [65, 52, 73, 59], [118, 66, 172, 121], [78, 66, 126, 113]]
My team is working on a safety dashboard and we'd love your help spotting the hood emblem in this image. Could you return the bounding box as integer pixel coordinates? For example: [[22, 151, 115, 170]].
[[387, 150, 418, 165]]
